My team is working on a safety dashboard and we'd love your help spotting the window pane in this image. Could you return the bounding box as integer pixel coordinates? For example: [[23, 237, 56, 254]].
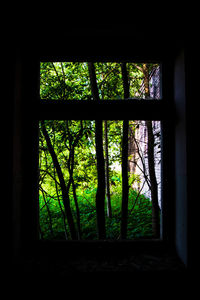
[[40, 62, 161, 100], [39, 120, 162, 240]]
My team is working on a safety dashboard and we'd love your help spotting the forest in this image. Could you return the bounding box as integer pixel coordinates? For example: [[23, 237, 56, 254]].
[[39, 62, 161, 240]]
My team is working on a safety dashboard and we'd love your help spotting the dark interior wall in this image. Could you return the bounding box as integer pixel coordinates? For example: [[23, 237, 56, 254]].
[[10, 55, 39, 256], [184, 43, 197, 271], [174, 50, 188, 265], [173, 42, 196, 268]]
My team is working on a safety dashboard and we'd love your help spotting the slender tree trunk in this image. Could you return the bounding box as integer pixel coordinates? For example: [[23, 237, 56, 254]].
[[70, 146, 81, 240], [121, 63, 129, 239], [128, 122, 137, 184], [95, 120, 106, 239], [41, 121, 77, 240], [40, 187, 54, 237], [54, 167, 68, 240], [121, 120, 129, 239], [52, 129, 68, 239], [142, 64, 160, 238], [72, 178, 81, 239], [104, 120, 112, 218], [65, 121, 83, 240], [146, 120, 160, 237], [88, 62, 106, 239], [56, 185, 68, 240]]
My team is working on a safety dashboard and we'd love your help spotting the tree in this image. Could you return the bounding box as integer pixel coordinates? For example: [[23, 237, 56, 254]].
[[41, 120, 77, 239], [64, 120, 84, 240], [120, 62, 130, 239], [88, 62, 106, 239], [104, 120, 112, 218], [39, 62, 161, 240], [142, 64, 160, 238], [128, 63, 160, 237]]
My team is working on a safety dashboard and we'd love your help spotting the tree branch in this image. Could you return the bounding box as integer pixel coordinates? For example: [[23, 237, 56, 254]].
[[132, 63, 143, 72]]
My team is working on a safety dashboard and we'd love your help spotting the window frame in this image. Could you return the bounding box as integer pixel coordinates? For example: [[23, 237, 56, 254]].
[[34, 59, 175, 244]]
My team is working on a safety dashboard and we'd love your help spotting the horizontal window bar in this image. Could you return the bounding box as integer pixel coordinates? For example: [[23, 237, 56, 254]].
[[35, 99, 173, 120]]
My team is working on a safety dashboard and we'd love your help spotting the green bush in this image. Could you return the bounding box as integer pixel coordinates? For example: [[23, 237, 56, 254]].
[[39, 186, 153, 240]]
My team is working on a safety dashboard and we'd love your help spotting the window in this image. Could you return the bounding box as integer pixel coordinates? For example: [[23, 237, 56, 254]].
[[40, 62, 161, 100], [38, 62, 167, 241]]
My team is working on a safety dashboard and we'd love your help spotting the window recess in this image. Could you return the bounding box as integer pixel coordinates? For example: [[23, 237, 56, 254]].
[[37, 61, 171, 241]]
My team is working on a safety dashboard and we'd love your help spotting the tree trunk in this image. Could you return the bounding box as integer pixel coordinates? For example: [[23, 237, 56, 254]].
[[52, 129, 68, 239], [104, 120, 112, 218], [65, 120, 83, 240], [88, 62, 106, 239], [40, 187, 54, 237], [121, 119, 129, 239], [72, 178, 81, 239], [142, 64, 160, 238], [70, 146, 82, 240], [146, 120, 160, 237], [128, 122, 137, 182], [95, 120, 106, 239], [41, 121, 77, 240], [54, 166, 68, 239], [121, 63, 129, 239]]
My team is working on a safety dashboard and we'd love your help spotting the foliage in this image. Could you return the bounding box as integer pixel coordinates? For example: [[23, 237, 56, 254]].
[[39, 62, 161, 240], [40, 62, 158, 100], [39, 119, 154, 240], [39, 175, 153, 240]]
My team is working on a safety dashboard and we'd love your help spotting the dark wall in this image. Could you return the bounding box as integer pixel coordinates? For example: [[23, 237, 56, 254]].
[[174, 50, 188, 265]]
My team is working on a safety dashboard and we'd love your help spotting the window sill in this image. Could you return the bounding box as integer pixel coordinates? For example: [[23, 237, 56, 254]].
[[13, 239, 186, 274]]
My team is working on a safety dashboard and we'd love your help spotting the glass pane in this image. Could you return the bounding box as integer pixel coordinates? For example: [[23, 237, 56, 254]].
[[39, 120, 162, 240], [40, 62, 161, 100]]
